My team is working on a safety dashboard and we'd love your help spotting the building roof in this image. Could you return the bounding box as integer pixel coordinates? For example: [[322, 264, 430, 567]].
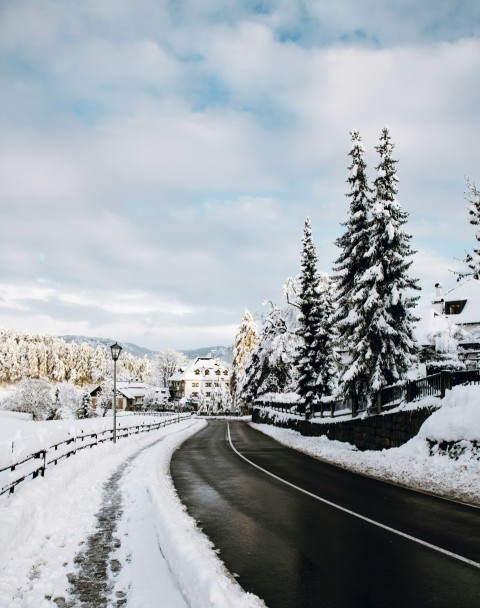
[[91, 381, 169, 399], [168, 357, 230, 382], [442, 278, 480, 325]]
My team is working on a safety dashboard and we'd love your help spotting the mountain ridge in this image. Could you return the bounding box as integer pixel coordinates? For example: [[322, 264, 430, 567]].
[[59, 335, 234, 363]]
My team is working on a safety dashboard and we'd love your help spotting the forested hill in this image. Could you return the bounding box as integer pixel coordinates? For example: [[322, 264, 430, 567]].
[[181, 345, 234, 364], [60, 335, 156, 360], [60, 336, 234, 363]]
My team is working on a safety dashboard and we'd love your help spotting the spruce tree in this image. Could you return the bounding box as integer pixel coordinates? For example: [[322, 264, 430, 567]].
[[231, 309, 259, 406], [458, 178, 480, 280], [294, 217, 322, 415], [314, 273, 337, 412], [338, 127, 419, 411], [333, 130, 373, 407]]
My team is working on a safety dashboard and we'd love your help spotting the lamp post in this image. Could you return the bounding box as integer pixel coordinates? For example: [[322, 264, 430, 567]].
[[110, 342, 123, 444]]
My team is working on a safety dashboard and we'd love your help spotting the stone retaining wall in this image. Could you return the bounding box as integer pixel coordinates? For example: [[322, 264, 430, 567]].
[[252, 405, 440, 451]]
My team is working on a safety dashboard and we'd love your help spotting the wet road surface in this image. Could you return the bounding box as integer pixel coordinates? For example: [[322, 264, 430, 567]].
[[170, 420, 480, 608]]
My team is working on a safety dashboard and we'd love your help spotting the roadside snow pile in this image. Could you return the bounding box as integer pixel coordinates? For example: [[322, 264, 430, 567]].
[[251, 385, 480, 506]]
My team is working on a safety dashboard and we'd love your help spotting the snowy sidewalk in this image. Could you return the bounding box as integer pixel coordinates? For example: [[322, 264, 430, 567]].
[[0, 419, 264, 608]]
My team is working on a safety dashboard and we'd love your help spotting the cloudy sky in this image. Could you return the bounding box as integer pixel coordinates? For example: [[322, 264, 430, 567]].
[[0, 0, 479, 351]]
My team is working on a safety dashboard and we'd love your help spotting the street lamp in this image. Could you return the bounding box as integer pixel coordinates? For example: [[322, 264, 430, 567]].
[[110, 342, 123, 444]]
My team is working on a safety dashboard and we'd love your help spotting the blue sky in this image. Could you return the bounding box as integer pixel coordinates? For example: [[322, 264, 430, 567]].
[[0, 0, 479, 350]]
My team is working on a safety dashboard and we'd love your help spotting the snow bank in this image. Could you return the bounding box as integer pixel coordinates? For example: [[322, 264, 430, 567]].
[[0, 417, 265, 608], [417, 384, 480, 442], [137, 421, 266, 608], [251, 385, 480, 506]]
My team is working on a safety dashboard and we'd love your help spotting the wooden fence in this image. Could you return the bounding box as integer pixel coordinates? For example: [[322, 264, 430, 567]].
[[0, 413, 190, 498], [255, 368, 480, 419]]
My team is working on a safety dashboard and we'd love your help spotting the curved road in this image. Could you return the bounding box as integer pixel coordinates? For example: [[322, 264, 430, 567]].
[[171, 420, 480, 608]]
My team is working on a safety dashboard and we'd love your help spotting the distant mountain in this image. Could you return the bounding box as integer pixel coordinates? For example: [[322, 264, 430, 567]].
[[59, 335, 156, 359], [59, 335, 234, 363], [181, 345, 234, 364]]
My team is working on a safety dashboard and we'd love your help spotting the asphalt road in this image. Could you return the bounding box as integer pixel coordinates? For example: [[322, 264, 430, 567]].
[[170, 420, 480, 608]]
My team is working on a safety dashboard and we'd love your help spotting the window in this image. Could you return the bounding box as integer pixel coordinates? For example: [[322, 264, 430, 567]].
[[223, 370, 228, 376], [205, 382, 212, 387], [192, 392, 198, 397], [215, 369, 221, 375], [445, 300, 467, 315], [214, 383, 219, 387], [206, 392, 211, 397], [192, 382, 199, 387], [194, 369, 200, 375], [204, 369, 210, 375]]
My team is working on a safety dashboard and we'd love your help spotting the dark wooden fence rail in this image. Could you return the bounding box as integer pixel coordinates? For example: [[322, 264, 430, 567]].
[[255, 369, 480, 419], [0, 413, 190, 498]]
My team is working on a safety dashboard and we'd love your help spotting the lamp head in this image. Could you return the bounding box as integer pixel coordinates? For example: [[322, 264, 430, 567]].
[[110, 342, 122, 361]]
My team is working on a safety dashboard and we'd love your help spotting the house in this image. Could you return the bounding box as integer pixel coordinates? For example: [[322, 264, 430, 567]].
[[169, 357, 231, 410], [416, 279, 480, 370], [91, 381, 170, 411]]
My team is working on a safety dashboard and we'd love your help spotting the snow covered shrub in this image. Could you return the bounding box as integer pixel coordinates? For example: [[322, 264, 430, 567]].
[[77, 391, 97, 418], [4, 378, 56, 420]]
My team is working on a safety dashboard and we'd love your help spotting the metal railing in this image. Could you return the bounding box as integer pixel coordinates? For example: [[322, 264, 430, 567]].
[[0, 414, 190, 497], [254, 368, 480, 419]]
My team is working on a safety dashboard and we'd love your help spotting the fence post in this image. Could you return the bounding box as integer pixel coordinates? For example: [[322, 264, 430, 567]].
[[440, 371, 446, 399], [444, 370, 452, 393], [330, 401, 334, 418], [376, 390, 382, 415], [352, 395, 358, 418], [406, 381, 413, 403]]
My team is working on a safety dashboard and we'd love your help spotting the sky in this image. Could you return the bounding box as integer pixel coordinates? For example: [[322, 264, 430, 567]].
[[0, 0, 479, 351]]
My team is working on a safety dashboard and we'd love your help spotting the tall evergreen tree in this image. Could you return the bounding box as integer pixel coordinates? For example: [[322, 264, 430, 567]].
[[231, 309, 259, 405], [294, 217, 323, 415], [457, 177, 480, 280], [333, 130, 373, 407], [314, 273, 338, 410], [337, 127, 419, 411]]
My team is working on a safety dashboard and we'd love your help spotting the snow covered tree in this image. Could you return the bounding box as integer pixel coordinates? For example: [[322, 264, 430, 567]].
[[334, 129, 373, 348], [4, 378, 56, 420], [336, 127, 420, 412], [314, 273, 338, 411], [457, 177, 480, 281], [231, 309, 259, 405], [152, 349, 188, 388], [294, 218, 324, 415], [78, 390, 96, 419], [96, 378, 114, 417]]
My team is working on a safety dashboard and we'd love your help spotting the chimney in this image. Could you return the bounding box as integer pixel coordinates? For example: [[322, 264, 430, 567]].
[[432, 283, 444, 314]]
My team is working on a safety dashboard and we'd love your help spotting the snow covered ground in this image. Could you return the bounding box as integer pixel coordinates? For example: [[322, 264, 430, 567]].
[[0, 385, 478, 607], [252, 385, 480, 506], [0, 414, 264, 608]]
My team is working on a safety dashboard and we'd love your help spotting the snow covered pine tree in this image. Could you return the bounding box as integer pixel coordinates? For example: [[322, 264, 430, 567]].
[[334, 130, 374, 413], [335, 128, 419, 414], [231, 309, 259, 408], [314, 273, 338, 415], [457, 177, 480, 280], [294, 218, 324, 417]]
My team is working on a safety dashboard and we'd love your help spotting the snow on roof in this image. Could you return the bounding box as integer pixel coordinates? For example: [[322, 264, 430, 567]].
[[168, 357, 230, 382], [442, 278, 480, 325], [413, 306, 450, 345]]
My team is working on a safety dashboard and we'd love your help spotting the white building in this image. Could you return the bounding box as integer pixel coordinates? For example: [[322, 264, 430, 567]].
[[169, 357, 231, 410], [416, 279, 480, 369], [91, 381, 170, 411]]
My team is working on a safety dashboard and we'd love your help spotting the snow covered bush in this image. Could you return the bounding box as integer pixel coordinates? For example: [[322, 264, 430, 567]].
[[3, 378, 56, 420]]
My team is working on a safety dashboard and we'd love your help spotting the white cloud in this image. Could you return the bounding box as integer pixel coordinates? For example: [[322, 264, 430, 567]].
[[0, 1, 478, 348]]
